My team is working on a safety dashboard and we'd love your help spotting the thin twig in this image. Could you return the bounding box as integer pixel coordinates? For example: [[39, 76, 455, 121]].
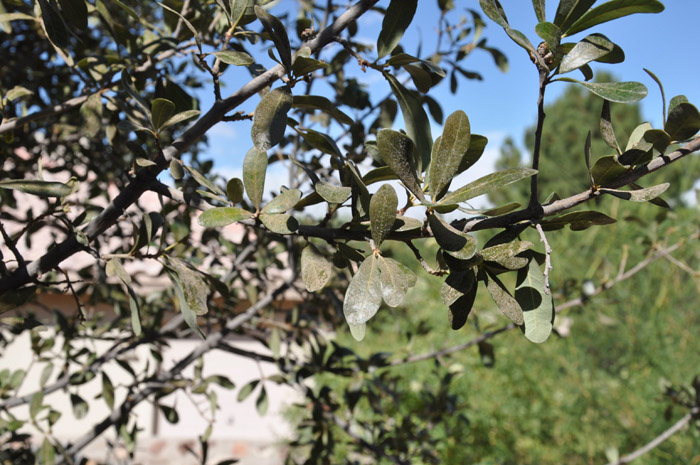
[[535, 223, 552, 294], [0, 220, 26, 269], [603, 406, 699, 465], [405, 240, 446, 276]]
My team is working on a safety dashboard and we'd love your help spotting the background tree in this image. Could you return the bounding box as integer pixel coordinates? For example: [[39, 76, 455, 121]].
[[1, 1, 700, 464]]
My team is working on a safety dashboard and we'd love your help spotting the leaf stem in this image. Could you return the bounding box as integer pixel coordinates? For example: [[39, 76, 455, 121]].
[[529, 70, 549, 208]]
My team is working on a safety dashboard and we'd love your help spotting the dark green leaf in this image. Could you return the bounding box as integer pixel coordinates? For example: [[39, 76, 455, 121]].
[[170, 160, 185, 179], [121, 69, 151, 119], [584, 130, 595, 185], [385, 74, 433, 173], [344, 255, 382, 326], [600, 183, 669, 202], [386, 53, 446, 77], [485, 271, 524, 325], [566, 0, 664, 37], [430, 110, 471, 201], [301, 244, 332, 292], [441, 168, 536, 205], [444, 272, 477, 330], [167, 267, 204, 339], [482, 241, 533, 265], [230, 0, 254, 28], [151, 98, 176, 131], [184, 165, 226, 196], [668, 95, 688, 115], [58, 0, 87, 30], [198, 207, 253, 227], [315, 182, 351, 204], [159, 405, 179, 424], [70, 394, 88, 419], [393, 215, 423, 232], [158, 2, 201, 51], [259, 213, 299, 234], [243, 147, 268, 210], [370, 184, 398, 248], [428, 213, 477, 260], [554, 0, 596, 33], [39, 438, 54, 465], [254, 5, 292, 70], [505, 27, 537, 55], [515, 259, 554, 343], [226, 178, 244, 204], [458, 134, 489, 174], [559, 33, 615, 74], [376, 129, 424, 200], [292, 56, 328, 76], [296, 128, 343, 157], [256, 387, 269, 415], [362, 167, 397, 186], [664, 102, 700, 141], [532, 0, 546, 22], [37, 0, 68, 49], [377, 0, 418, 59], [168, 258, 209, 317], [292, 95, 353, 125], [643, 68, 666, 122], [554, 78, 647, 103], [214, 50, 254, 65], [102, 373, 115, 409], [479, 0, 509, 27], [591, 155, 626, 186], [0, 179, 72, 197], [540, 210, 616, 231], [252, 86, 293, 151], [403, 64, 432, 93], [535, 22, 561, 56]]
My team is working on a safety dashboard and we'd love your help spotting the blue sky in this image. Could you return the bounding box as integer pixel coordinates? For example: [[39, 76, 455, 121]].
[[199, 1, 700, 206]]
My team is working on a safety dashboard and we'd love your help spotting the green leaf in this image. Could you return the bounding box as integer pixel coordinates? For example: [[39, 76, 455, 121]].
[[151, 98, 176, 131], [198, 207, 253, 227], [441, 270, 477, 330], [458, 134, 489, 174], [296, 128, 343, 157], [584, 131, 595, 185], [370, 184, 398, 248], [377, 256, 417, 308], [170, 160, 185, 179], [80, 93, 103, 138], [394, 215, 423, 232], [600, 99, 620, 153], [230, 0, 254, 28], [262, 189, 302, 214], [386, 53, 446, 77], [430, 110, 471, 201], [481, 241, 533, 265], [600, 183, 669, 202], [121, 69, 151, 120], [102, 373, 115, 409], [540, 210, 616, 231], [160, 110, 201, 130], [385, 74, 433, 173], [254, 5, 292, 70], [664, 102, 700, 141], [292, 56, 328, 76], [559, 33, 615, 74], [39, 363, 53, 388], [362, 166, 397, 186], [591, 155, 626, 186], [515, 259, 554, 343], [226, 178, 244, 204], [301, 244, 332, 292], [428, 213, 477, 260], [237, 380, 259, 402], [348, 322, 366, 342], [39, 437, 54, 465], [292, 95, 353, 125], [158, 2, 201, 51], [479, 0, 509, 28], [553, 0, 596, 33], [626, 122, 653, 151], [441, 168, 537, 205], [5, 85, 33, 102], [485, 271, 524, 325], [213, 50, 254, 66], [315, 182, 351, 204], [37, 0, 68, 49], [376, 129, 424, 200], [30, 392, 43, 421], [256, 387, 269, 415], [403, 64, 432, 93], [668, 95, 688, 115], [377, 0, 417, 59], [566, 0, 664, 37], [159, 405, 179, 424], [243, 147, 268, 210], [168, 258, 209, 317], [251, 86, 293, 151], [343, 255, 382, 326], [535, 22, 561, 56], [70, 394, 88, 419], [0, 179, 72, 197], [184, 165, 226, 196], [532, 0, 546, 22], [643, 68, 666, 123], [554, 78, 647, 103], [505, 27, 537, 56], [259, 213, 299, 234]]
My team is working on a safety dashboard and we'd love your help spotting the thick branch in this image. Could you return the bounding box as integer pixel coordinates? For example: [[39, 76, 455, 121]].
[[0, 0, 380, 296]]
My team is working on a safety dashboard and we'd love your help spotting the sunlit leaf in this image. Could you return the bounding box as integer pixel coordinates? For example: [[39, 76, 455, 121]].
[[559, 33, 615, 74], [600, 183, 669, 202], [259, 213, 299, 234], [198, 207, 253, 227], [151, 98, 175, 130], [301, 244, 332, 292], [213, 50, 254, 65], [262, 189, 302, 214], [479, 0, 509, 28], [554, 78, 647, 103], [429, 213, 477, 260], [292, 95, 353, 125], [376, 129, 424, 200], [535, 22, 561, 56], [377, 256, 416, 307], [566, 0, 664, 37], [554, 0, 596, 33], [343, 255, 382, 326], [237, 379, 259, 402], [243, 147, 268, 210], [160, 110, 201, 130], [532, 0, 546, 22], [0, 179, 72, 197], [505, 27, 537, 55], [485, 271, 524, 325], [226, 178, 244, 204], [315, 182, 351, 204], [515, 258, 554, 343], [251, 86, 293, 151], [440, 168, 536, 205]]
